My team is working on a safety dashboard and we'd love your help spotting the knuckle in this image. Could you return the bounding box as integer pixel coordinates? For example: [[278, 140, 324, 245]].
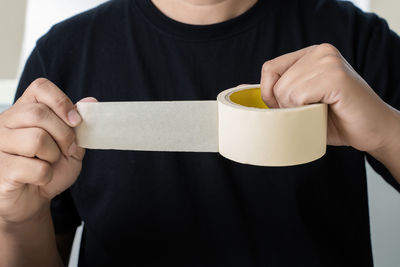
[[3, 170, 18, 184], [0, 158, 19, 184], [272, 85, 280, 99], [50, 149, 61, 164], [261, 61, 273, 74], [262, 70, 279, 82], [36, 162, 52, 183], [272, 82, 284, 98], [290, 90, 306, 106], [31, 129, 48, 156], [30, 78, 50, 93], [321, 54, 343, 67], [273, 82, 291, 107], [317, 43, 339, 55], [260, 89, 271, 102], [54, 95, 71, 109], [60, 128, 76, 145], [29, 103, 50, 122], [288, 89, 299, 105]]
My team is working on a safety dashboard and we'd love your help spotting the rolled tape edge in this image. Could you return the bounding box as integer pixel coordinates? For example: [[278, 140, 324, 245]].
[[217, 85, 328, 166]]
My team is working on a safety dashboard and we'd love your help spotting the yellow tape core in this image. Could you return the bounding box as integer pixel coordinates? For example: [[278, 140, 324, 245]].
[[229, 88, 269, 109]]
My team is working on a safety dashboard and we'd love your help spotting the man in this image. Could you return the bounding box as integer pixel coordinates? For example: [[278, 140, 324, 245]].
[[0, 0, 399, 266]]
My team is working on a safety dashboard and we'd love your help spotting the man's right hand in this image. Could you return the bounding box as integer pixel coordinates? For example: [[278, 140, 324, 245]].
[[0, 78, 92, 225]]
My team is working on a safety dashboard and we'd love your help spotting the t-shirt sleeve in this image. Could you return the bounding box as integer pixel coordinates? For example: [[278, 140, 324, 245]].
[[15, 47, 48, 99], [16, 46, 82, 233], [354, 11, 400, 193]]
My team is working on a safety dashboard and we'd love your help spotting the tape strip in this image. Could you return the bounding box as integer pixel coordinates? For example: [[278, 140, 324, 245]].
[[76, 85, 327, 166]]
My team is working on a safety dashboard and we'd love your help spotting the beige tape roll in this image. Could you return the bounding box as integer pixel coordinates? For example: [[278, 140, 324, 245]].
[[76, 85, 327, 166]]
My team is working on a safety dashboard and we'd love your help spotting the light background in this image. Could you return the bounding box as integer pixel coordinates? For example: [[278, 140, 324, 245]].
[[0, 1, 399, 266]]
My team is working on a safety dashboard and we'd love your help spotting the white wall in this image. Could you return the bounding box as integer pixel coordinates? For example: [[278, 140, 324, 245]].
[[0, 1, 26, 103], [349, 0, 370, 11], [0, 0, 108, 106], [19, 0, 106, 75], [0, 0, 26, 79], [371, 0, 400, 33]]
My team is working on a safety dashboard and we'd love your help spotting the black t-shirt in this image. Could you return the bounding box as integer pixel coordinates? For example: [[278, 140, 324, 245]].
[[16, 0, 400, 266]]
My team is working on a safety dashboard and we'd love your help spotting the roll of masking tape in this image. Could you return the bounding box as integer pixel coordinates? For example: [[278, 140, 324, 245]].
[[76, 84, 327, 166]]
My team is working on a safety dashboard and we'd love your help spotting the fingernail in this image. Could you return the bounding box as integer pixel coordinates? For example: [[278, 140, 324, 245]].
[[68, 142, 77, 156], [68, 110, 81, 125]]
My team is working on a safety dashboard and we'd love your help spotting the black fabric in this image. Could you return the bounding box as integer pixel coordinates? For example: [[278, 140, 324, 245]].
[[15, 0, 400, 266]]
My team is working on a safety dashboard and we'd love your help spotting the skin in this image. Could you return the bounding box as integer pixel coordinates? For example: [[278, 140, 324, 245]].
[[260, 44, 400, 181], [0, 1, 399, 266], [151, 0, 258, 25], [0, 78, 97, 266]]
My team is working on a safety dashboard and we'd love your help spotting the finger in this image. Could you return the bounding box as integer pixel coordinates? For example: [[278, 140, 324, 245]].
[[0, 152, 52, 188], [16, 78, 81, 127], [4, 103, 76, 157], [0, 127, 60, 164], [273, 45, 347, 104], [70, 97, 97, 159], [276, 73, 339, 108], [260, 46, 316, 108], [260, 65, 280, 108], [72, 147, 85, 161], [271, 59, 319, 108], [78, 97, 98, 103]]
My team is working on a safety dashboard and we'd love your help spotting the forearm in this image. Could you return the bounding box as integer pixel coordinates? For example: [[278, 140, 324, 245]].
[[369, 108, 400, 183], [0, 204, 63, 267]]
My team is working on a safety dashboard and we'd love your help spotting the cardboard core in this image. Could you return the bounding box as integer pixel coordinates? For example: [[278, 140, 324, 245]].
[[229, 88, 269, 109]]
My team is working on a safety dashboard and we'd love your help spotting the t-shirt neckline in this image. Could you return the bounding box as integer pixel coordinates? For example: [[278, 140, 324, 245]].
[[133, 0, 267, 41]]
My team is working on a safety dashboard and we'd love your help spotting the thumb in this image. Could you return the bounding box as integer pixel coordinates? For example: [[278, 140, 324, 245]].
[[72, 97, 98, 159], [77, 97, 98, 104]]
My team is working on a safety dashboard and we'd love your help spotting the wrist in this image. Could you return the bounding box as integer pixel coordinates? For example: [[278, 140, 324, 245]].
[[0, 202, 61, 267], [0, 202, 51, 232], [371, 105, 400, 152], [368, 107, 400, 172]]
